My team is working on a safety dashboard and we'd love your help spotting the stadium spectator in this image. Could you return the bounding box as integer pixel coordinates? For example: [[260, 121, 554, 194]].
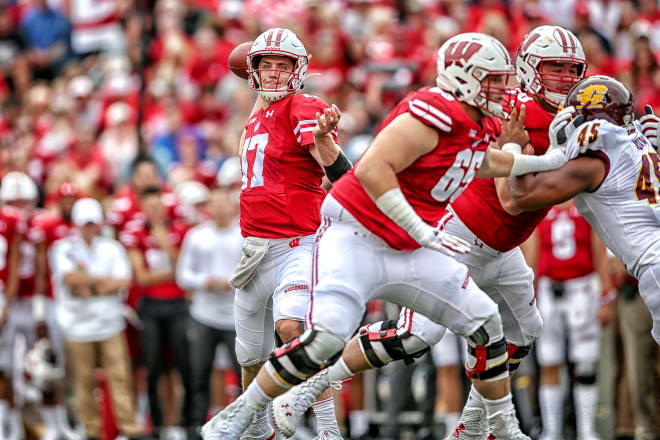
[[50, 197, 143, 440], [120, 186, 192, 437], [176, 184, 242, 438], [19, 0, 71, 80]]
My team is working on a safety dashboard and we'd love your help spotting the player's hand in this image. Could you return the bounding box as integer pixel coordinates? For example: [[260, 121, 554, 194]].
[[498, 106, 529, 148], [597, 302, 615, 326], [640, 105, 660, 150], [549, 106, 584, 152], [313, 104, 341, 138], [417, 226, 471, 257], [0, 305, 7, 328]]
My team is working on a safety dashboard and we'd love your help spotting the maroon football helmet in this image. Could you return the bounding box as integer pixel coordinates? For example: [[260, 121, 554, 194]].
[[565, 75, 635, 127]]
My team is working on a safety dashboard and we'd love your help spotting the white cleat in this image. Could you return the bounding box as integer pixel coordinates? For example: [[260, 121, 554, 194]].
[[312, 431, 344, 440], [201, 395, 258, 440], [486, 408, 530, 440], [239, 407, 276, 440], [273, 370, 332, 438], [444, 407, 487, 440]]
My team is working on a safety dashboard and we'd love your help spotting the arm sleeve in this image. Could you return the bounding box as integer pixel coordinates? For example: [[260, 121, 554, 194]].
[[292, 95, 339, 147], [175, 231, 209, 290]]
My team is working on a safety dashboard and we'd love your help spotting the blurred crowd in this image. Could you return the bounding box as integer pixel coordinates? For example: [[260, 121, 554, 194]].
[[0, 0, 659, 439], [1, 0, 660, 196]]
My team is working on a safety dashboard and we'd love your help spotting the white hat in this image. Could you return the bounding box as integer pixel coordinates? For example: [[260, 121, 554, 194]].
[[72, 198, 104, 226]]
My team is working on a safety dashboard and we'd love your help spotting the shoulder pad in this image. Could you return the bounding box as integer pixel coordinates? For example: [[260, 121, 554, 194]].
[[407, 87, 456, 133]]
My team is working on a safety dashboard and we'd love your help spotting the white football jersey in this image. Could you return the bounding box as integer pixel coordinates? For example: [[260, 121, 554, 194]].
[[566, 118, 660, 278]]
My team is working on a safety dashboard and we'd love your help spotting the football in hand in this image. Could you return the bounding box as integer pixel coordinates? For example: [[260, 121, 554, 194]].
[[228, 41, 253, 80]]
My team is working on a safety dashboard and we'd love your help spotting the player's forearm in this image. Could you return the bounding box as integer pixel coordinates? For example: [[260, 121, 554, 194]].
[[480, 148, 566, 178], [94, 277, 130, 295], [63, 271, 101, 288], [507, 174, 558, 211], [133, 269, 174, 287], [312, 134, 341, 166]]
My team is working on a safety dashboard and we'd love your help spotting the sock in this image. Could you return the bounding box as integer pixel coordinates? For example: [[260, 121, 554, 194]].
[[0, 400, 8, 428], [327, 358, 354, 382], [467, 385, 485, 408], [40, 406, 58, 432], [244, 381, 273, 410], [8, 409, 24, 440], [444, 412, 460, 431], [574, 384, 598, 438], [482, 393, 513, 418], [313, 397, 340, 435], [539, 385, 562, 438], [349, 410, 369, 438], [54, 405, 77, 438]]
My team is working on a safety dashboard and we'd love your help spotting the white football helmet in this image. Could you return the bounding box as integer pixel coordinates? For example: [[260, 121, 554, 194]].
[[436, 33, 514, 117], [247, 28, 310, 103], [516, 25, 587, 109], [0, 171, 38, 202], [24, 339, 64, 391]]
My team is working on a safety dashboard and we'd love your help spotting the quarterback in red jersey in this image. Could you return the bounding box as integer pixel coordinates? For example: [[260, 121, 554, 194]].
[[225, 28, 349, 440], [524, 201, 612, 440], [204, 32, 567, 440]]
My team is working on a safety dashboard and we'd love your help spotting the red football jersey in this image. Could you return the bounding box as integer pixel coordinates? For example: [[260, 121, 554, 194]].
[[239, 93, 338, 238], [17, 210, 47, 298], [331, 87, 499, 251], [450, 90, 554, 252], [108, 186, 181, 232], [537, 203, 594, 281], [119, 219, 188, 300], [0, 206, 24, 292], [28, 212, 76, 298]]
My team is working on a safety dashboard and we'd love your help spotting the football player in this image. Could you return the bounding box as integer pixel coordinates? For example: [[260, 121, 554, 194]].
[[269, 25, 589, 440], [508, 75, 660, 349], [227, 27, 349, 440], [526, 201, 613, 440], [202, 32, 568, 440]]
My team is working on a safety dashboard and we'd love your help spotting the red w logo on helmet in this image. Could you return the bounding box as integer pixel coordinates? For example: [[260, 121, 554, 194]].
[[444, 41, 482, 68]]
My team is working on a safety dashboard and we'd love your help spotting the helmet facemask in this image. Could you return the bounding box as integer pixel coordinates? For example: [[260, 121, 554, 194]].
[[530, 58, 587, 109], [471, 68, 515, 118]]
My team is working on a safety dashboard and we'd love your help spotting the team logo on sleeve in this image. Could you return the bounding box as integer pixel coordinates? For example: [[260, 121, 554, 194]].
[[575, 84, 608, 109]]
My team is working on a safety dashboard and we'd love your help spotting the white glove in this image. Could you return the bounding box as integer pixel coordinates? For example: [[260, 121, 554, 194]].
[[416, 225, 472, 257], [375, 188, 471, 257], [548, 106, 585, 152], [640, 105, 660, 150]]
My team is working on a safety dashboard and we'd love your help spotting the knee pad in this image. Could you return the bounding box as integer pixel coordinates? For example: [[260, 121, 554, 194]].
[[506, 343, 533, 374], [358, 320, 430, 368], [235, 336, 271, 366], [573, 361, 597, 385], [265, 329, 345, 388], [465, 314, 508, 381]]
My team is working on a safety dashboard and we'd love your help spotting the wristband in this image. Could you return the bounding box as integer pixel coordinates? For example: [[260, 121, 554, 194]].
[[323, 152, 352, 183]]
